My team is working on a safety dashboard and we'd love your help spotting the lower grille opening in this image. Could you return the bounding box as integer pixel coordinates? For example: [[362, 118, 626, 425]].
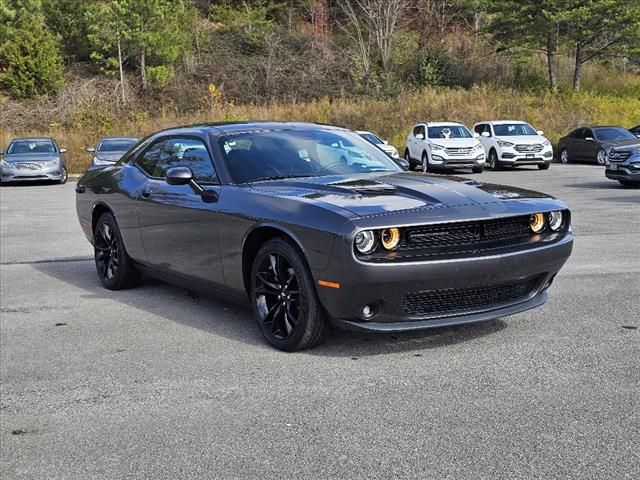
[[403, 274, 545, 318]]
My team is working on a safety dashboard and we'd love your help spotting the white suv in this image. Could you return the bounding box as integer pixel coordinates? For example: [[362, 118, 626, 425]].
[[404, 122, 485, 173], [472, 121, 553, 170]]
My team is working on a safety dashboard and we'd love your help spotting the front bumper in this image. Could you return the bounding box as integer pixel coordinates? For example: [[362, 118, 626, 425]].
[[605, 162, 640, 183], [500, 150, 553, 165], [315, 233, 573, 332], [1, 165, 65, 182], [430, 153, 485, 169]]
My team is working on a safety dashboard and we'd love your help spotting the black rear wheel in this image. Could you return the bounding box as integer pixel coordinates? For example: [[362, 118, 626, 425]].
[[94, 212, 141, 290], [251, 238, 328, 351]]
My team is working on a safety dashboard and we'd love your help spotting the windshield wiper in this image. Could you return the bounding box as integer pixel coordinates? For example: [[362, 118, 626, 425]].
[[248, 174, 312, 183]]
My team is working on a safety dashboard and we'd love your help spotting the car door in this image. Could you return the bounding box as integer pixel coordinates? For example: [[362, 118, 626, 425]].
[[474, 123, 491, 151], [134, 136, 225, 286], [566, 128, 585, 160], [412, 125, 426, 158], [585, 128, 602, 162]]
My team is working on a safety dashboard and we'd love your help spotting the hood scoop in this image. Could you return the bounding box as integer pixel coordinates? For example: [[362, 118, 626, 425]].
[[328, 178, 398, 195]]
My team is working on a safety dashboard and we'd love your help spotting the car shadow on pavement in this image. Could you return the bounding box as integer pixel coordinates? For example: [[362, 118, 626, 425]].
[[565, 181, 620, 189], [34, 259, 508, 357]]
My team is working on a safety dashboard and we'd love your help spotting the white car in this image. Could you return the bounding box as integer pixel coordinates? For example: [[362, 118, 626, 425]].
[[404, 122, 485, 173], [356, 131, 399, 158], [472, 121, 553, 170]]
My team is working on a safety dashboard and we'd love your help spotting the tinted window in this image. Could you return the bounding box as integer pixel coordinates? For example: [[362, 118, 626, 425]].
[[413, 125, 424, 137], [360, 133, 383, 145], [493, 123, 537, 136], [219, 129, 401, 183], [584, 129, 594, 139], [474, 124, 485, 134], [427, 125, 472, 139], [594, 127, 636, 141], [569, 129, 583, 139], [7, 140, 56, 154], [136, 138, 217, 183], [98, 139, 138, 152]]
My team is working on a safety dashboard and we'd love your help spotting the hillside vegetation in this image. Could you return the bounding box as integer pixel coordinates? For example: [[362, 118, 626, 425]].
[[1, 1, 639, 172]]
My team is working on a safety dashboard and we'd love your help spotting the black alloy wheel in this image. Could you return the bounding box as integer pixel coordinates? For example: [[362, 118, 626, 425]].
[[94, 212, 140, 290], [251, 238, 328, 351]]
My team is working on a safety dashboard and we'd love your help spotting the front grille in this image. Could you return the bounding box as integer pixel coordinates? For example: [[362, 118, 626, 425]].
[[514, 144, 543, 153], [403, 275, 544, 318], [15, 162, 43, 170], [404, 216, 531, 251], [445, 147, 473, 156], [609, 151, 632, 161]]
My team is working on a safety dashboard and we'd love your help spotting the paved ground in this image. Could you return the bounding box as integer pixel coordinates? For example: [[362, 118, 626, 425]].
[[1, 164, 638, 479]]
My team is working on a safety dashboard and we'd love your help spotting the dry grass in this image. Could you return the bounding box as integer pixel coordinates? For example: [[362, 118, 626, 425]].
[[2, 82, 639, 173]]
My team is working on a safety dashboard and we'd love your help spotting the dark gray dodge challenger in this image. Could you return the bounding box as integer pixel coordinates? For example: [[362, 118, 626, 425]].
[[76, 122, 573, 350]]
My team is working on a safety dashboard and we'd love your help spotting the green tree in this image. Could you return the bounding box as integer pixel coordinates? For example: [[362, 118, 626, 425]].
[[483, 0, 570, 91], [563, 0, 640, 91], [0, 0, 64, 98], [42, 0, 94, 62], [87, 0, 193, 94]]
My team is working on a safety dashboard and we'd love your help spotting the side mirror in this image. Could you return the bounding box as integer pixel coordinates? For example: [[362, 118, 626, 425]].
[[473, 132, 480, 138], [585, 137, 594, 142], [60, 148, 67, 153], [86, 147, 95, 153], [415, 133, 424, 140], [396, 158, 410, 170], [481, 132, 490, 138], [537, 130, 544, 135], [165, 166, 193, 185]]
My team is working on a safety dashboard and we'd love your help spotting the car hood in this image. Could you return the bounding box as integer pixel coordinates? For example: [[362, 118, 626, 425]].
[[2, 153, 60, 163], [249, 172, 559, 219], [95, 151, 126, 162], [495, 135, 547, 144], [607, 139, 640, 150]]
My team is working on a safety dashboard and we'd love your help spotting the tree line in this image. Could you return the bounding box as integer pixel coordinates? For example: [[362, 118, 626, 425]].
[[0, 0, 638, 103]]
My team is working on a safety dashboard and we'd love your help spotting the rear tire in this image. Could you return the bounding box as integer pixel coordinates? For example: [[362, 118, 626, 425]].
[[250, 237, 329, 351], [619, 180, 640, 188], [489, 149, 501, 170], [538, 163, 550, 170], [93, 212, 141, 290]]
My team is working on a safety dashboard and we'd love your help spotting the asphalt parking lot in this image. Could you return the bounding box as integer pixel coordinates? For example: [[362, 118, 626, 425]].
[[1, 164, 639, 479]]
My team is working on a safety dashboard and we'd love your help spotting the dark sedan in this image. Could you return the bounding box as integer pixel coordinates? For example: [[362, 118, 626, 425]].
[[1, 137, 68, 184], [86, 136, 139, 169], [558, 126, 640, 165], [76, 122, 573, 351]]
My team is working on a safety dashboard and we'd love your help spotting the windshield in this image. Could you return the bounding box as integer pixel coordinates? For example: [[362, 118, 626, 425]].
[[98, 139, 138, 152], [595, 127, 636, 141], [427, 125, 472, 139], [493, 123, 538, 136], [219, 129, 402, 183], [7, 140, 56, 154], [359, 133, 383, 145]]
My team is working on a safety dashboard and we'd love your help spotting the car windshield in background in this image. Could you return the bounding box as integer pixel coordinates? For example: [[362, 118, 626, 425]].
[[594, 127, 636, 141], [360, 133, 383, 144], [493, 124, 538, 136], [98, 139, 138, 152], [7, 140, 56, 154], [219, 129, 401, 183], [428, 126, 472, 139]]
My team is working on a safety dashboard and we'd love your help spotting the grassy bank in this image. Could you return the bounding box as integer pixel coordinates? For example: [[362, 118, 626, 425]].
[[2, 84, 639, 173]]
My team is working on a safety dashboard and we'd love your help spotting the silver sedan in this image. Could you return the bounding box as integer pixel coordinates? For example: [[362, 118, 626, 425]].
[[1, 137, 68, 184]]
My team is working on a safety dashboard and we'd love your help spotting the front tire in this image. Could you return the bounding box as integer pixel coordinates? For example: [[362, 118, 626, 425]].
[[472, 166, 484, 174], [251, 237, 329, 351], [93, 212, 141, 290], [619, 180, 640, 188], [489, 149, 501, 170], [421, 151, 430, 172], [538, 163, 550, 170], [58, 166, 68, 184], [596, 149, 607, 165], [559, 148, 569, 164]]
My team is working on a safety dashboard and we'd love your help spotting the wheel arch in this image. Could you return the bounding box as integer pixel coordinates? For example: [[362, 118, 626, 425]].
[[91, 202, 115, 239], [241, 224, 307, 296]]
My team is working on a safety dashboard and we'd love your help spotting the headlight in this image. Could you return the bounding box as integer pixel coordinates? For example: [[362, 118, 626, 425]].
[[473, 143, 483, 151], [634, 146, 640, 154], [48, 157, 61, 165], [529, 213, 546, 233], [498, 140, 514, 148], [390, 148, 399, 158], [354, 230, 376, 254], [93, 157, 113, 166], [380, 228, 400, 250], [548, 211, 563, 231], [1, 159, 9, 167], [543, 140, 551, 147], [429, 143, 445, 150]]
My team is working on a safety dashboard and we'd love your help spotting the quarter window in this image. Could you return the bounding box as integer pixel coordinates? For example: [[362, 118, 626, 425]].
[[136, 138, 217, 183]]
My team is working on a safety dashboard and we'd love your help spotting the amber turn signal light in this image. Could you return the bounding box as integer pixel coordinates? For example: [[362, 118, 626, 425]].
[[381, 227, 400, 250], [529, 213, 546, 233]]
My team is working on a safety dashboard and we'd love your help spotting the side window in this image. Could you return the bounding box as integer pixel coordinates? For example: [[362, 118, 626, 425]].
[[136, 140, 167, 177], [584, 129, 594, 139], [412, 125, 422, 137], [136, 138, 217, 183], [572, 128, 584, 139], [474, 124, 484, 134]]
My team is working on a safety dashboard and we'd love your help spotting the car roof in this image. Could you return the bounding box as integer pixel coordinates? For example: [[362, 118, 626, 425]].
[[98, 136, 139, 141], [9, 137, 55, 142], [419, 122, 464, 127], [476, 120, 528, 125], [151, 121, 349, 139], [355, 130, 374, 135]]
